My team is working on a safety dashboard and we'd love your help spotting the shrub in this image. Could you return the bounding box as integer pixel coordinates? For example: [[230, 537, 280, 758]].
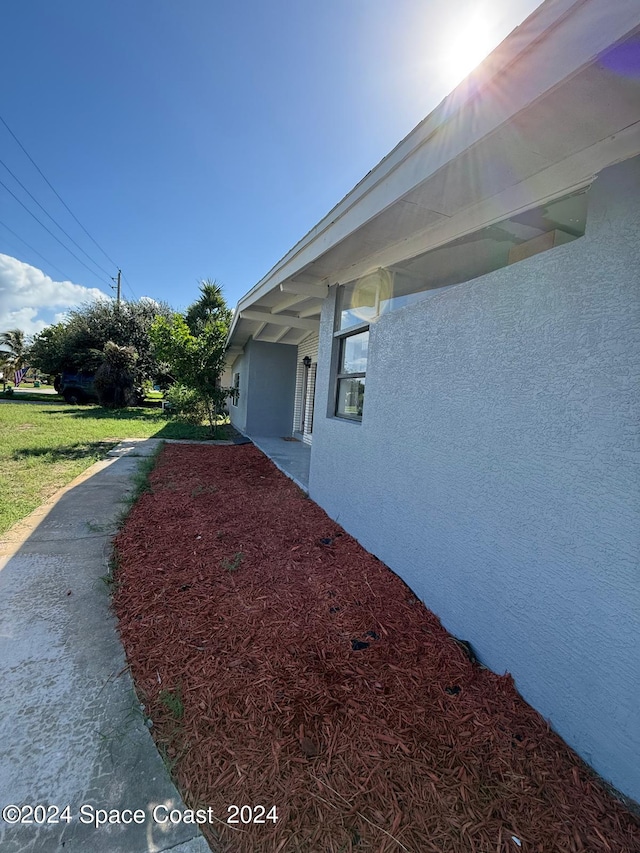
[[149, 282, 232, 435], [164, 383, 207, 425], [94, 342, 138, 408]]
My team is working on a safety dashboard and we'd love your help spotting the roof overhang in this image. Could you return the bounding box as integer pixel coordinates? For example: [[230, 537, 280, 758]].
[[227, 0, 640, 352]]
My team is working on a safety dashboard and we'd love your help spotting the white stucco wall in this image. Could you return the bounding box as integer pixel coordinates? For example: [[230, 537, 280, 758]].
[[309, 156, 640, 801]]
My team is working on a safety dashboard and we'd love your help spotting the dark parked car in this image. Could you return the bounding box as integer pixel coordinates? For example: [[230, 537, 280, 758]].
[[54, 372, 99, 405]]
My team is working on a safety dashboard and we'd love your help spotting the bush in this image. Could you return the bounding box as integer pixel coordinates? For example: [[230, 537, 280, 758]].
[[164, 383, 208, 425], [4, 386, 14, 397], [149, 283, 231, 435], [94, 342, 138, 408]]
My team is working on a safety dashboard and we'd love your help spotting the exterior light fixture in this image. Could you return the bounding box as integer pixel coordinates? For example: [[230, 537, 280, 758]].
[[302, 356, 312, 368]]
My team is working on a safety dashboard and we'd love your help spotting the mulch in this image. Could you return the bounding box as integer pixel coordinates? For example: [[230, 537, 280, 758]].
[[113, 444, 640, 853]]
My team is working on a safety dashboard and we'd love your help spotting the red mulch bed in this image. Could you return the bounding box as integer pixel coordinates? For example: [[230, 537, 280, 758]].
[[113, 444, 640, 853]]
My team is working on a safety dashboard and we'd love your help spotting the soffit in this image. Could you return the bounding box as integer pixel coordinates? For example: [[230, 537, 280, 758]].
[[295, 49, 640, 287], [228, 22, 640, 350]]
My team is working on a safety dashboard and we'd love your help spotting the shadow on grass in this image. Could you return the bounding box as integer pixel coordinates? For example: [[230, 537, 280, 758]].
[[40, 406, 160, 422], [2, 393, 63, 402], [12, 441, 117, 462], [39, 406, 231, 440]]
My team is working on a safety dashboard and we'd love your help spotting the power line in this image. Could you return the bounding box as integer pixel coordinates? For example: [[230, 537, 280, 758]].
[[0, 175, 113, 286], [0, 218, 76, 282], [0, 155, 114, 280], [121, 271, 137, 301], [0, 112, 120, 270]]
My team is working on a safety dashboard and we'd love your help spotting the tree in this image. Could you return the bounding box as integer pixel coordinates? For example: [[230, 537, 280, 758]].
[[185, 279, 231, 333], [94, 342, 138, 408], [150, 283, 232, 434], [0, 329, 29, 375], [28, 323, 79, 377], [28, 299, 174, 390]]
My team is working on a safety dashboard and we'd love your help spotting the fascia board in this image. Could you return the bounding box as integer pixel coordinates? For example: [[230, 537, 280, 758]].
[[225, 4, 569, 349], [328, 120, 640, 287], [263, 0, 640, 279], [227, 0, 640, 346]]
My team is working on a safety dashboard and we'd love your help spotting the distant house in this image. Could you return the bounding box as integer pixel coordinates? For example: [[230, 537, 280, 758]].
[[226, 0, 640, 802]]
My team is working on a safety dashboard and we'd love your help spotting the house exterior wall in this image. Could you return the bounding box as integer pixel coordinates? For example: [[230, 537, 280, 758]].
[[308, 156, 640, 801], [228, 352, 249, 433], [232, 339, 297, 437], [293, 332, 319, 444]]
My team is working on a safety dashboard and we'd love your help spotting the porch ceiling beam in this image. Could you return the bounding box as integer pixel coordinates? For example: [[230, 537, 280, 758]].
[[272, 327, 292, 343], [297, 303, 323, 319], [251, 322, 268, 340], [279, 282, 329, 299], [291, 329, 315, 344], [270, 293, 309, 313], [239, 310, 319, 330], [259, 328, 298, 344]]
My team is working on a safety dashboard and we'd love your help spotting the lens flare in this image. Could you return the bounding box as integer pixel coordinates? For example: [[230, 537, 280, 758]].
[[348, 269, 393, 323], [437, 12, 499, 92]]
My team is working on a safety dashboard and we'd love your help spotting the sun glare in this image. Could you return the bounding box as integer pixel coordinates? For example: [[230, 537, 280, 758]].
[[438, 12, 499, 92]]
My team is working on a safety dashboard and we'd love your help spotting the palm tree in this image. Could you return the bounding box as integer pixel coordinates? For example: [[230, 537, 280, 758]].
[[185, 279, 231, 332], [0, 328, 29, 377]]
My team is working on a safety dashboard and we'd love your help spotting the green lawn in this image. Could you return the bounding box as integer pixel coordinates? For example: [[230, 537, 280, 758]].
[[3, 391, 65, 402], [0, 402, 223, 535]]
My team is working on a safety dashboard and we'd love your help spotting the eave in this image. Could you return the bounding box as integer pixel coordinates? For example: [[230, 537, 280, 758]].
[[227, 0, 640, 352]]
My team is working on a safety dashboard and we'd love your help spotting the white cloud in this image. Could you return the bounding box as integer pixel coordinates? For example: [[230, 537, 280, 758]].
[[0, 254, 108, 337]]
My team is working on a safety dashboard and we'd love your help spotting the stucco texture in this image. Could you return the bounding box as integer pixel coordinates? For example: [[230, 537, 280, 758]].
[[229, 339, 297, 437], [309, 157, 640, 801]]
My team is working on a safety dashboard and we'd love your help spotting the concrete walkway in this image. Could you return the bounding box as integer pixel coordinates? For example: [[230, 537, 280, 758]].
[[0, 439, 210, 853], [248, 435, 311, 492]]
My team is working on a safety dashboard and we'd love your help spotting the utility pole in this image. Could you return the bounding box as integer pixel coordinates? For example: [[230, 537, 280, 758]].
[[111, 269, 122, 305]]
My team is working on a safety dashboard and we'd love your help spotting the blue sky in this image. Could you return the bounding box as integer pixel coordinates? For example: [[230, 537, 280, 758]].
[[0, 0, 541, 335]]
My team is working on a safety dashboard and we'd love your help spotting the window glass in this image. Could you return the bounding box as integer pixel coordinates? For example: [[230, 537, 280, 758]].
[[339, 281, 377, 329], [338, 269, 392, 330], [336, 192, 587, 329], [340, 331, 368, 374], [336, 378, 365, 419], [231, 372, 240, 406]]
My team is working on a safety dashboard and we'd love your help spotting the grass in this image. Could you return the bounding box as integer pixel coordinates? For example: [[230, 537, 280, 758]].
[[0, 401, 231, 535], [115, 443, 164, 528], [100, 546, 127, 594], [3, 391, 64, 402], [158, 687, 184, 720], [221, 551, 244, 572]]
